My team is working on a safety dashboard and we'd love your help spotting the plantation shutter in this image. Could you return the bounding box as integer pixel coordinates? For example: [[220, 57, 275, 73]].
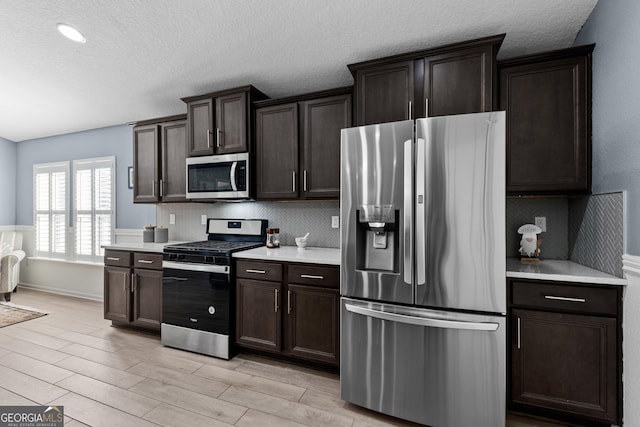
[[34, 162, 69, 256]]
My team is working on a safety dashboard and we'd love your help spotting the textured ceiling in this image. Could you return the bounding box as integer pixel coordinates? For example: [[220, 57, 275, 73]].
[[0, 0, 597, 142]]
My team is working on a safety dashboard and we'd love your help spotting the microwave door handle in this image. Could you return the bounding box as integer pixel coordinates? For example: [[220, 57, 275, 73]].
[[230, 161, 238, 191]]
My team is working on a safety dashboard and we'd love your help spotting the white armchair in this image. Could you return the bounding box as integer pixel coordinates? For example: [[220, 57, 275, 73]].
[[0, 232, 25, 302]]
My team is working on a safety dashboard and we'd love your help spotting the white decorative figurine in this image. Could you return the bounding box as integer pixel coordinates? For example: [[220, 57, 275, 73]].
[[518, 224, 542, 259]]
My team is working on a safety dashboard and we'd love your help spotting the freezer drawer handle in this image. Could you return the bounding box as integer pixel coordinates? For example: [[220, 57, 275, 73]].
[[544, 295, 586, 303], [300, 274, 323, 280], [246, 269, 266, 274], [345, 303, 499, 331]]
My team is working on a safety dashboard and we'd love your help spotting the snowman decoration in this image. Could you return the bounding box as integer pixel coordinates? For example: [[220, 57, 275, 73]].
[[518, 224, 542, 259]]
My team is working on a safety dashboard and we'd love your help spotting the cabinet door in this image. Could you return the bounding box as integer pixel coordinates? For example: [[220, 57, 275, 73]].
[[216, 92, 247, 154], [354, 60, 415, 125], [511, 309, 617, 423], [285, 284, 339, 365], [160, 120, 187, 202], [255, 103, 299, 199], [423, 44, 494, 117], [132, 124, 159, 203], [131, 268, 162, 330], [187, 98, 215, 156], [501, 55, 590, 194], [104, 266, 131, 323], [236, 278, 282, 352], [300, 94, 352, 199]]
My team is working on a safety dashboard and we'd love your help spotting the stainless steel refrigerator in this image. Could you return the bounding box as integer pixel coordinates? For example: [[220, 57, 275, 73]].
[[340, 112, 506, 427]]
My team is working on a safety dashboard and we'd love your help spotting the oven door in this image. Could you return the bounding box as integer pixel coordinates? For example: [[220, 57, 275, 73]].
[[162, 262, 231, 335], [186, 152, 249, 199]]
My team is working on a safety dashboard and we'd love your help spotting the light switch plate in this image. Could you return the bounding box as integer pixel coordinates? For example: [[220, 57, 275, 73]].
[[332, 216, 340, 229], [201, 214, 208, 225], [169, 214, 175, 225], [535, 216, 547, 232]]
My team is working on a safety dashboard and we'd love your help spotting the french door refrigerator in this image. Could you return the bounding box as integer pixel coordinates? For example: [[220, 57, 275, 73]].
[[340, 111, 506, 427]]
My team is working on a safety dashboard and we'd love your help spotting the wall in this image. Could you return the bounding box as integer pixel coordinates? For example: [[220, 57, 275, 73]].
[[157, 201, 340, 247], [15, 124, 155, 228], [0, 136, 17, 225], [575, 1, 640, 424]]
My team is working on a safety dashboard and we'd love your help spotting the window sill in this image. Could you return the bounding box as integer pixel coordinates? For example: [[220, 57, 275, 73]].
[[27, 257, 104, 267]]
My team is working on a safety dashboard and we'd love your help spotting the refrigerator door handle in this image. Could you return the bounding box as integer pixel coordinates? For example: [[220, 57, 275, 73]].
[[403, 139, 414, 286], [344, 303, 499, 331], [415, 137, 426, 286]]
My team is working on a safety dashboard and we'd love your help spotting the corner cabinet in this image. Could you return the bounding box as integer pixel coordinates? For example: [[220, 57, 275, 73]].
[[104, 250, 163, 331], [133, 115, 187, 203], [182, 85, 268, 157], [235, 259, 340, 366], [349, 34, 504, 125], [255, 87, 352, 200], [499, 45, 594, 195], [508, 279, 621, 425]]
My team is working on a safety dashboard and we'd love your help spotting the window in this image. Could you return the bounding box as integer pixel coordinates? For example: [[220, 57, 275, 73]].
[[73, 157, 115, 260], [33, 156, 115, 261], [34, 162, 69, 257]]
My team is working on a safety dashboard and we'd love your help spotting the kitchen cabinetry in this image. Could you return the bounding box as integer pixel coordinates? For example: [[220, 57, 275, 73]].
[[236, 259, 340, 366], [499, 44, 594, 195], [255, 87, 352, 200], [348, 34, 504, 126], [132, 114, 187, 203], [508, 279, 621, 425], [104, 250, 163, 331], [182, 85, 268, 157]]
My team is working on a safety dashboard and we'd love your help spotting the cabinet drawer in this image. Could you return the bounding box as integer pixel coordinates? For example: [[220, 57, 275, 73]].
[[104, 250, 132, 267], [511, 280, 618, 316], [236, 260, 283, 282], [288, 264, 339, 288], [133, 252, 163, 270]]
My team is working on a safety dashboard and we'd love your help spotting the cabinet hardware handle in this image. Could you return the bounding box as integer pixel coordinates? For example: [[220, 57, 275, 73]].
[[138, 260, 154, 264], [274, 289, 279, 312], [287, 290, 292, 314], [300, 274, 324, 280], [159, 180, 164, 197], [544, 295, 586, 303], [216, 128, 221, 148], [246, 269, 266, 274], [408, 101, 413, 120], [207, 129, 211, 148], [106, 257, 120, 261], [292, 171, 296, 192], [517, 317, 521, 350], [425, 98, 429, 118], [131, 273, 136, 293], [152, 181, 156, 197], [303, 170, 307, 192]]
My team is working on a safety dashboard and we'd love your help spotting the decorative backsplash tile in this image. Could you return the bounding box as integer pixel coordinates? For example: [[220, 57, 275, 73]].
[[506, 197, 569, 259], [156, 201, 340, 248], [569, 192, 624, 277]]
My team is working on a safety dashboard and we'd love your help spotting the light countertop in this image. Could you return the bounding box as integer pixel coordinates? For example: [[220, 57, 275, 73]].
[[506, 258, 626, 286], [102, 241, 186, 253], [233, 246, 340, 265]]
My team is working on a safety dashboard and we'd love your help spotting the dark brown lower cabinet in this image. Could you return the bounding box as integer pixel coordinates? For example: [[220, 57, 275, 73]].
[[235, 260, 339, 366], [103, 250, 162, 331], [508, 279, 621, 425]]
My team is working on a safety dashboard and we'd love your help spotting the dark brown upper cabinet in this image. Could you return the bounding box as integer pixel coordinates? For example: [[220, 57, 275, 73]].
[[499, 44, 594, 195], [348, 34, 504, 125], [255, 87, 352, 200], [133, 114, 187, 203], [182, 85, 268, 157]]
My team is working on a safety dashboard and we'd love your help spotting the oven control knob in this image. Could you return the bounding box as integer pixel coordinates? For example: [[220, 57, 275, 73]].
[[208, 306, 216, 315]]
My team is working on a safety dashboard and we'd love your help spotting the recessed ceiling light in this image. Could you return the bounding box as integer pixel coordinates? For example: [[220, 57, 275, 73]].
[[57, 23, 86, 43]]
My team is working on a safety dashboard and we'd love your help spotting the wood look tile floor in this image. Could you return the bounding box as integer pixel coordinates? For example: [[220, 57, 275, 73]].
[[0, 288, 568, 427]]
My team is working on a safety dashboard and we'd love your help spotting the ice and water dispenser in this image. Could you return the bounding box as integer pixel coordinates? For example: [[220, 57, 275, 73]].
[[355, 204, 399, 272]]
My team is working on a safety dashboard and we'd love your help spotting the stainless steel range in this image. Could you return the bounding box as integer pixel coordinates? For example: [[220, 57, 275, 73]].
[[161, 218, 267, 359]]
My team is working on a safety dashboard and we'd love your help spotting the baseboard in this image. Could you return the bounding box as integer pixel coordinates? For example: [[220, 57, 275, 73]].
[[18, 282, 103, 302], [623, 254, 640, 279]]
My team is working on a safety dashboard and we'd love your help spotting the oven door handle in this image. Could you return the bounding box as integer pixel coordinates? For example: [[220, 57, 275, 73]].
[[162, 261, 229, 274]]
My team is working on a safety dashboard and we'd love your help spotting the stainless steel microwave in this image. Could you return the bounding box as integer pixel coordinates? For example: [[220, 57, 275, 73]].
[[186, 152, 249, 200]]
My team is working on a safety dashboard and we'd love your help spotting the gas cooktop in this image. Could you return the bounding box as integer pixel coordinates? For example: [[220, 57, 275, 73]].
[[164, 240, 264, 254]]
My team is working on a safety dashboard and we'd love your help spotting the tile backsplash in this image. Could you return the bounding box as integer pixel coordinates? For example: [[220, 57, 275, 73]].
[[156, 200, 340, 248]]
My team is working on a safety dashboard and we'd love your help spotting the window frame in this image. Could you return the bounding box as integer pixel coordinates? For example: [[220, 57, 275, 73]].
[[33, 161, 70, 258]]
